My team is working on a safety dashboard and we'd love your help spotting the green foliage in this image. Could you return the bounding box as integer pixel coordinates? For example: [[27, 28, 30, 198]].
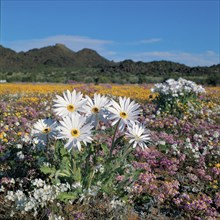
[[205, 74, 220, 86], [94, 77, 99, 85], [39, 125, 141, 205], [57, 191, 78, 202], [1, 68, 219, 84]]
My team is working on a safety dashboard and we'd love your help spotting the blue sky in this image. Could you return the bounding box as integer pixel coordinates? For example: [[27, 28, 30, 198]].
[[1, 0, 219, 66]]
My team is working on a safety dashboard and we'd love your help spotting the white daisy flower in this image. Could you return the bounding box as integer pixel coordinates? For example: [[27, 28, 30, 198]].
[[53, 90, 87, 117], [108, 97, 141, 131], [32, 119, 57, 143], [125, 122, 150, 149], [58, 114, 93, 151], [83, 93, 110, 127]]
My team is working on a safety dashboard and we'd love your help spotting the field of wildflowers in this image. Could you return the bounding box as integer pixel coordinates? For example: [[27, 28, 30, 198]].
[[0, 80, 220, 220]]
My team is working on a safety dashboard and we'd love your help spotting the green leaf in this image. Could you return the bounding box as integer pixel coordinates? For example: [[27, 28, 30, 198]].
[[40, 165, 56, 175], [57, 191, 78, 202], [52, 178, 61, 185], [60, 156, 71, 171], [73, 167, 82, 182], [102, 182, 114, 195], [101, 143, 109, 155], [55, 169, 71, 178], [60, 145, 68, 156]]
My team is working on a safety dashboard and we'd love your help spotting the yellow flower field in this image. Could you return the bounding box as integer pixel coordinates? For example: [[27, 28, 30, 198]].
[[0, 83, 154, 101], [0, 83, 220, 102]]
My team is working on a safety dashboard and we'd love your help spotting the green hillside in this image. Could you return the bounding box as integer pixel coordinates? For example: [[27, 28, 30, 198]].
[[0, 44, 219, 84]]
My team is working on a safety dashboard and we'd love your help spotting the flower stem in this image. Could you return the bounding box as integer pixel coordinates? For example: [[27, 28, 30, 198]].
[[109, 119, 121, 157], [123, 143, 133, 159], [95, 115, 99, 130]]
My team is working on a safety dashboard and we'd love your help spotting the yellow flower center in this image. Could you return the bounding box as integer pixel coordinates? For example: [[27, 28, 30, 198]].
[[71, 129, 80, 137], [92, 107, 99, 114], [120, 111, 128, 119], [43, 128, 51, 134], [67, 104, 75, 112], [215, 163, 220, 168], [135, 135, 140, 141]]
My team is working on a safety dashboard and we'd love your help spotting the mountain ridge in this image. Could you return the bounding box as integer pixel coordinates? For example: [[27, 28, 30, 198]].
[[1, 44, 219, 69], [0, 44, 219, 83], [0, 44, 112, 70]]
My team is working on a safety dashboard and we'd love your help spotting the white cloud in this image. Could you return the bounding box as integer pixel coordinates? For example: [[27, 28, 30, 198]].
[[139, 38, 162, 44], [124, 38, 162, 45], [2, 35, 113, 53], [129, 50, 219, 66]]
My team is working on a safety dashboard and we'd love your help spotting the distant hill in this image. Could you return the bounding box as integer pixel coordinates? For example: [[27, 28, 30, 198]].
[[0, 44, 219, 84], [0, 44, 111, 70]]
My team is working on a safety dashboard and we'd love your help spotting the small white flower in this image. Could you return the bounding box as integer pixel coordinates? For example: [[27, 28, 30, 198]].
[[108, 97, 141, 131], [32, 178, 45, 188], [21, 134, 31, 143], [48, 214, 65, 220], [10, 210, 15, 217], [150, 88, 155, 93], [186, 138, 191, 143], [17, 151, 25, 160], [6, 191, 15, 201], [57, 183, 71, 192], [72, 182, 82, 189], [17, 144, 23, 149], [213, 131, 219, 138], [110, 197, 125, 209], [156, 110, 161, 115], [10, 178, 15, 184], [53, 89, 87, 117], [95, 164, 104, 173], [32, 119, 57, 143], [0, 185, 5, 192], [101, 125, 106, 130], [125, 122, 151, 149], [83, 93, 110, 127], [24, 199, 36, 212], [15, 190, 26, 201], [158, 141, 166, 145], [58, 114, 93, 151]]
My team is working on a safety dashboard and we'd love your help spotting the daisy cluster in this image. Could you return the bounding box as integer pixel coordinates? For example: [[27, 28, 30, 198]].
[[32, 90, 150, 151], [151, 78, 206, 117], [151, 78, 206, 96]]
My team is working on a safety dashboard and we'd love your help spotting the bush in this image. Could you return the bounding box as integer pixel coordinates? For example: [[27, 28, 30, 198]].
[[206, 74, 220, 86], [151, 78, 206, 117]]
